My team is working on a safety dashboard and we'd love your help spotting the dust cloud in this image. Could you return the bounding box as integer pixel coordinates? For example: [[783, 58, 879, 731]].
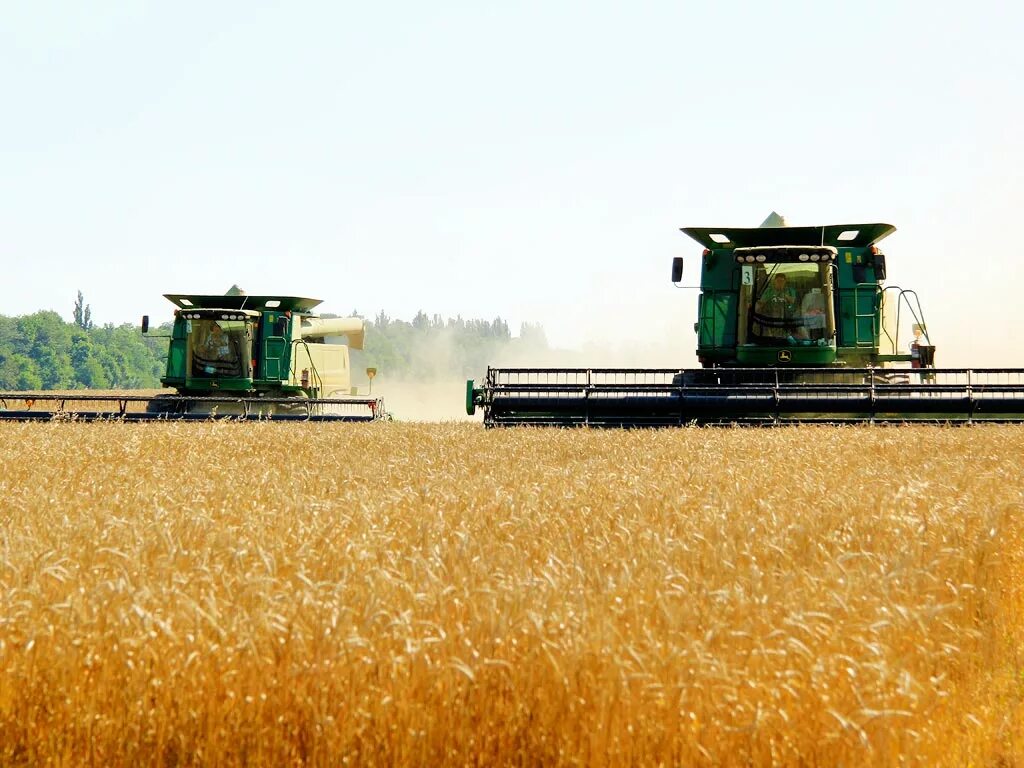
[[367, 306, 697, 423], [363, 326, 480, 423], [375, 378, 478, 423]]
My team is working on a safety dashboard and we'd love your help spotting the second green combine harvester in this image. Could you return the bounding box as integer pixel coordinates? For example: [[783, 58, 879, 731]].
[[468, 216, 1024, 425], [140, 293, 383, 421], [0, 292, 384, 422]]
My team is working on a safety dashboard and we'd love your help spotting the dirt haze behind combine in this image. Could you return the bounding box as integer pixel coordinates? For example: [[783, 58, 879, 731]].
[[376, 378, 477, 422], [370, 319, 697, 421]]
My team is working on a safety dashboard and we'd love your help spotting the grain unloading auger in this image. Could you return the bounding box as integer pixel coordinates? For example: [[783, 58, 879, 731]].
[[467, 217, 1024, 426], [0, 293, 385, 422]]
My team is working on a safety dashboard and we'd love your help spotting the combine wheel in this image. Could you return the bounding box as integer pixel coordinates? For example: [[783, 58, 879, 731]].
[[145, 394, 187, 416], [266, 397, 313, 419], [671, 370, 720, 387], [869, 370, 910, 386]]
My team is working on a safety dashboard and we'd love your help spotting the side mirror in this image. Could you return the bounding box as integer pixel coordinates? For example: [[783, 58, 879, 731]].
[[874, 254, 887, 281], [671, 257, 684, 283], [141, 315, 150, 334]]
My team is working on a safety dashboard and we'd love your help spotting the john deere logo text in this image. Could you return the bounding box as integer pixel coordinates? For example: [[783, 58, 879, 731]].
[[778, 350, 792, 362]]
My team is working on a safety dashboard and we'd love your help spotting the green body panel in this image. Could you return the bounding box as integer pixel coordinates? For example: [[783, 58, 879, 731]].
[[166, 321, 188, 380], [261, 337, 288, 380], [683, 223, 898, 369], [696, 290, 738, 349], [736, 345, 836, 366], [833, 256, 884, 349], [259, 312, 292, 383], [186, 378, 254, 392]]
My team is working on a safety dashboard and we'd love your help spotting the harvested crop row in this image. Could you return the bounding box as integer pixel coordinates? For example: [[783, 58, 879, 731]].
[[0, 423, 1021, 766]]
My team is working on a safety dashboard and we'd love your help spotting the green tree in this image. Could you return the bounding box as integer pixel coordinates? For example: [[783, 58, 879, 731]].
[[70, 332, 110, 388], [17, 312, 75, 388], [73, 290, 94, 331], [0, 310, 165, 391], [0, 352, 43, 389]]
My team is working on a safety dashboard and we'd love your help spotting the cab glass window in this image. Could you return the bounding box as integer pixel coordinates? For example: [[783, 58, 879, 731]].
[[189, 318, 250, 377], [738, 263, 834, 346]]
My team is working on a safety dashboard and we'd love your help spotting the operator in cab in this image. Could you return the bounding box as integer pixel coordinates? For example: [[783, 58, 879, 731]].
[[203, 323, 234, 361], [756, 274, 798, 315], [754, 273, 798, 340]]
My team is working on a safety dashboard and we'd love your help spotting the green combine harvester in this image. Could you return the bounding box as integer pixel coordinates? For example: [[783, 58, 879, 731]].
[[467, 216, 1024, 425], [0, 293, 384, 422]]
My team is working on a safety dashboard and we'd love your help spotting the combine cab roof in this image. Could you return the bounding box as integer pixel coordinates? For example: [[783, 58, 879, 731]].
[[681, 223, 896, 250], [164, 295, 323, 312]]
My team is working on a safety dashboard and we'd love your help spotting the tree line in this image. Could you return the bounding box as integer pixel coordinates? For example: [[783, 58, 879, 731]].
[[0, 309, 166, 390], [0, 295, 548, 390], [351, 310, 549, 382]]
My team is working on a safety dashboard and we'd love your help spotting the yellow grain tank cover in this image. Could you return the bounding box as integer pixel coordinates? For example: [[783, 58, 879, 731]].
[[299, 316, 365, 350]]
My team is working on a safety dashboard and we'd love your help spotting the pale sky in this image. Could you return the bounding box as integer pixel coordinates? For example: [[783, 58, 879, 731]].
[[3, 1, 1022, 366]]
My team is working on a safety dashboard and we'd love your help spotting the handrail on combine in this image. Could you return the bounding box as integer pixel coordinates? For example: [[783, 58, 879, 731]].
[[841, 283, 880, 348], [892, 288, 930, 350], [291, 338, 326, 397]]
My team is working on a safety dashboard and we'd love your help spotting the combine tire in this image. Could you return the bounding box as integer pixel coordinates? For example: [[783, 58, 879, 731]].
[[672, 370, 721, 387], [145, 394, 187, 416]]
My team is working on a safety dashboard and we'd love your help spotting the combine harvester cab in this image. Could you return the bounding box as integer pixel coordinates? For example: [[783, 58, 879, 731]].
[[467, 217, 1024, 426], [0, 293, 385, 422], [683, 220, 900, 370]]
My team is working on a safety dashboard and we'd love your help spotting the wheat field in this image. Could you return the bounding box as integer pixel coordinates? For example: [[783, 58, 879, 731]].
[[0, 422, 1021, 766]]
